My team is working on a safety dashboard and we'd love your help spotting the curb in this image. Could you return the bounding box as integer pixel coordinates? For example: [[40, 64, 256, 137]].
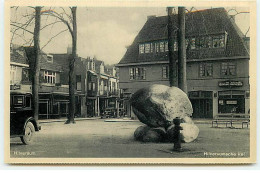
[[39, 117, 100, 124]]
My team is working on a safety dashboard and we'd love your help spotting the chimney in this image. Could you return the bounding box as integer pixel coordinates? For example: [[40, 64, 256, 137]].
[[167, 7, 174, 15], [67, 46, 72, 54], [147, 15, 156, 20]]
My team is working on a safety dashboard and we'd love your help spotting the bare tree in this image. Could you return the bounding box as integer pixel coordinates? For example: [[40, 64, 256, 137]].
[[11, 7, 78, 123], [40, 7, 78, 124]]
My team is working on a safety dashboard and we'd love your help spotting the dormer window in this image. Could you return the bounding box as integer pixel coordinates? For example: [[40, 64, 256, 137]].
[[145, 43, 151, 53], [46, 55, 53, 63], [139, 44, 145, 54]]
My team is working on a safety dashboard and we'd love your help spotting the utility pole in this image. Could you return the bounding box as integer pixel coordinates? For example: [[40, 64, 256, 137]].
[[167, 7, 175, 87], [177, 7, 187, 93]]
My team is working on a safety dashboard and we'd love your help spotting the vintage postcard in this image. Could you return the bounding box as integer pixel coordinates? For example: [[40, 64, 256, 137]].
[[4, 0, 257, 165]]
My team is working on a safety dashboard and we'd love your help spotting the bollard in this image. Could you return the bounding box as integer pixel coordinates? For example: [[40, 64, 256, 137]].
[[172, 117, 183, 152]]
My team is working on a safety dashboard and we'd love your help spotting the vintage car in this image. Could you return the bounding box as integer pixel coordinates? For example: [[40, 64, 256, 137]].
[[10, 91, 41, 145], [101, 107, 117, 118]]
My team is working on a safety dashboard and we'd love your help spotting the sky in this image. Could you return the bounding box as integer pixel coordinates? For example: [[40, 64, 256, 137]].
[[10, 6, 250, 65]]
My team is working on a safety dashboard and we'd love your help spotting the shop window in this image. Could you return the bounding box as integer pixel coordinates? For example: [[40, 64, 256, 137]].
[[199, 63, 213, 77], [162, 66, 169, 79], [218, 90, 245, 114], [139, 44, 144, 54], [221, 62, 236, 76], [188, 91, 200, 98]]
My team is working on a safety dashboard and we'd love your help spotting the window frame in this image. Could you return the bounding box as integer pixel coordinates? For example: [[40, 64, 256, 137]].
[[44, 70, 56, 84], [162, 66, 169, 79], [199, 63, 213, 77], [129, 67, 146, 80], [221, 62, 236, 76]]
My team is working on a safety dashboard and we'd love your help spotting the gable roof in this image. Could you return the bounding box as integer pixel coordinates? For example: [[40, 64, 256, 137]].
[[118, 8, 249, 65], [23, 47, 63, 72], [10, 46, 29, 65]]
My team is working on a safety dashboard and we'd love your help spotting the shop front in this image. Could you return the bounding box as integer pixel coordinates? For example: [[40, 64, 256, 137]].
[[86, 97, 96, 117], [217, 80, 250, 118], [188, 91, 213, 119], [217, 90, 249, 116]]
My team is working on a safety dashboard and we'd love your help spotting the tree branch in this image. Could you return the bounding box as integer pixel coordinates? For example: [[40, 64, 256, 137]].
[[41, 28, 69, 50], [41, 10, 73, 36], [10, 23, 34, 34]]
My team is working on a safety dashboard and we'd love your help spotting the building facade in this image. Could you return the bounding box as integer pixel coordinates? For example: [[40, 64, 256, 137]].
[[117, 8, 250, 119], [10, 46, 123, 119]]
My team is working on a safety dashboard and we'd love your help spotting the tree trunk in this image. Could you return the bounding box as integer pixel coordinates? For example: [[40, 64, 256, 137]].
[[167, 7, 176, 87], [177, 7, 187, 93], [66, 7, 77, 124], [32, 7, 41, 121]]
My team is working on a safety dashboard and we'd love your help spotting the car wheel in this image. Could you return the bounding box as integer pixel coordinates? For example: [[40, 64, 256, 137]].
[[20, 122, 35, 145]]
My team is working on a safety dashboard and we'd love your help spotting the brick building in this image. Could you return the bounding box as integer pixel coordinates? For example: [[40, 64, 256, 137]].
[[117, 8, 250, 119]]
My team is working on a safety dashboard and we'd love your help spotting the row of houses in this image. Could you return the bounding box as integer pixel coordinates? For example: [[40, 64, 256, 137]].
[[117, 8, 250, 119], [10, 45, 123, 119]]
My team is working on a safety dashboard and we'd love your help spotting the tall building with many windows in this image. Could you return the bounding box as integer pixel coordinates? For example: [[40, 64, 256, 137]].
[[117, 8, 250, 119]]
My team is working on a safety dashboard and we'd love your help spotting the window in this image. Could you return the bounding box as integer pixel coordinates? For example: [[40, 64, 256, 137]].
[[44, 71, 56, 84], [76, 75, 81, 91], [150, 43, 153, 53], [191, 38, 196, 49], [46, 55, 53, 63], [199, 63, 213, 77], [88, 82, 92, 91], [155, 42, 159, 53], [213, 35, 225, 48], [25, 95, 31, 107], [162, 66, 169, 79], [145, 43, 150, 53], [139, 44, 144, 54], [199, 37, 206, 48], [221, 62, 236, 76], [185, 38, 189, 49], [205, 36, 212, 48], [93, 83, 96, 91], [129, 67, 146, 80], [22, 68, 30, 82], [10, 65, 17, 84], [164, 41, 168, 52], [13, 95, 23, 106], [160, 42, 165, 52], [174, 40, 178, 51]]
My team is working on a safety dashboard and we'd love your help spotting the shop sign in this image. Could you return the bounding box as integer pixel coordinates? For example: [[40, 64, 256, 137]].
[[226, 100, 237, 105], [10, 84, 21, 90], [218, 81, 243, 87]]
